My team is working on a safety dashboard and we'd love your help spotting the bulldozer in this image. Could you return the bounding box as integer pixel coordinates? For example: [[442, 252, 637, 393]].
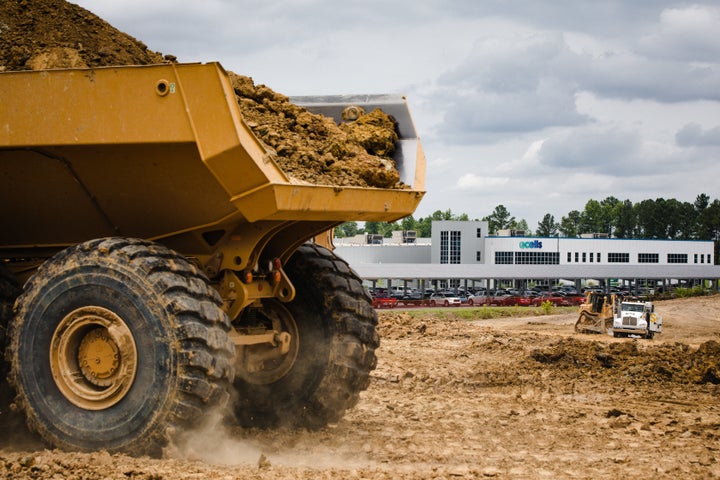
[[0, 63, 425, 455], [575, 291, 617, 335]]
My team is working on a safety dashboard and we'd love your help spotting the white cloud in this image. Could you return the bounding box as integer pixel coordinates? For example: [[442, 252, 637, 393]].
[[456, 174, 510, 190], [638, 5, 720, 62]]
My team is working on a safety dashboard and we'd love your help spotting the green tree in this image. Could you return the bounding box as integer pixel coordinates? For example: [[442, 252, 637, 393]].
[[579, 199, 612, 235], [415, 216, 433, 237], [364, 221, 381, 235], [536, 213, 559, 237], [334, 221, 360, 238], [514, 219, 531, 235], [483, 205, 515, 234], [612, 199, 636, 238], [694, 194, 714, 239], [559, 210, 581, 237], [379, 222, 399, 238], [635, 199, 667, 238], [400, 215, 417, 231]]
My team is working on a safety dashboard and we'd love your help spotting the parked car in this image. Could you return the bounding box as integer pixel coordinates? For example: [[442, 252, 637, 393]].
[[487, 290, 511, 306], [499, 294, 532, 307], [467, 293, 489, 306], [371, 293, 398, 309], [400, 289, 423, 301], [428, 292, 462, 307], [530, 294, 566, 306]]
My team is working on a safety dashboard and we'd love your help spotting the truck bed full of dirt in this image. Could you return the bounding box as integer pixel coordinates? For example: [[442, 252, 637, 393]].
[[0, 0, 403, 189]]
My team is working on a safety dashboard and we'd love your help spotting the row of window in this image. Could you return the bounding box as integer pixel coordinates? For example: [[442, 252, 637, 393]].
[[494, 251, 714, 265], [440, 231, 462, 264], [567, 252, 604, 263], [496, 251, 560, 265]]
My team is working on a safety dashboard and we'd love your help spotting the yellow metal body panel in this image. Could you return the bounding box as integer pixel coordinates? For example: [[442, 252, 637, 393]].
[[0, 63, 425, 276]]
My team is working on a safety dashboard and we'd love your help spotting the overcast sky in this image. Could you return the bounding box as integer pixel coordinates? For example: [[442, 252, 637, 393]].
[[74, 0, 720, 228]]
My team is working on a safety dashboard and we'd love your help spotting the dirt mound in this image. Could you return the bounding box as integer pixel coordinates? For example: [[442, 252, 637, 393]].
[[0, 0, 165, 70], [0, 0, 403, 189], [530, 337, 720, 385]]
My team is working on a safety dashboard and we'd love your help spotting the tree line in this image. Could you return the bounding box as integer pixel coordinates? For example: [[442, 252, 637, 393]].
[[335, 194, 720, 243]]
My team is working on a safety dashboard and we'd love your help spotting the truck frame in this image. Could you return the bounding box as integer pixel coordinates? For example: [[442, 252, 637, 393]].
[[0, 62, 425, 455]]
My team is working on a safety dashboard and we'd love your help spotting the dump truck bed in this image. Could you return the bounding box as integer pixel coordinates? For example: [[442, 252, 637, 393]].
[[0, 62, 425, 257]]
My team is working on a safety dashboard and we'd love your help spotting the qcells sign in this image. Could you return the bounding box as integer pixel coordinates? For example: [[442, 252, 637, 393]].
[[519, 240, 543, 249]]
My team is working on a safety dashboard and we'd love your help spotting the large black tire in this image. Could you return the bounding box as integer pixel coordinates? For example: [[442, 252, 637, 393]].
[[233, 243, 379, 429], [6, 238, 235, 456]]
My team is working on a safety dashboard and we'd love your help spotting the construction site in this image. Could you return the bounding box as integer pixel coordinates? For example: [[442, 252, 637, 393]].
[[0, 1, 719, 478], [0, 295, 718, 478]]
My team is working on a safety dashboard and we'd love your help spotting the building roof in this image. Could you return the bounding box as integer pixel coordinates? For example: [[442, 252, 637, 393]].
[[351, 263, 720, 281]]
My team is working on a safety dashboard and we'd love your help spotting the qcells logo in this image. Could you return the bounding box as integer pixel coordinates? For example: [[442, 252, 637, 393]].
[[519, 240, 543, 249]]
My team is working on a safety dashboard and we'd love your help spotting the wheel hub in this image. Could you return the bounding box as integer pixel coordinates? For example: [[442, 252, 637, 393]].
[[235, 300, 299, 385], [50, 306, 137, 410], [78, 328, 121, 387]]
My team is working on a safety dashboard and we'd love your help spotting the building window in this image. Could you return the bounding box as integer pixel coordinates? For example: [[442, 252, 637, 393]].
[[496, 251, 513, 264], [582, 252, 586, 263], [574, 252, 579, 262], [514, 251, 560, 265], [450, 231, 461, 264], [668, 253, 688, 264], [590, 252, 594, 263], [638, 253, 659, 263], [708, 254, 712, 264], [597, 252, 601, 263], [694, 253, 698, 263], [440, 231, 448, 264], [476, 228, 482, 238], [567, 252, 571, 262], [608, 252, 630, 263], [476, 251, 482, 262]]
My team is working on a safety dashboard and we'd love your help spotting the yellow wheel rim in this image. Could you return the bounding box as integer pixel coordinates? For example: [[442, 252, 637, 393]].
[[50, 306, 138, 410]]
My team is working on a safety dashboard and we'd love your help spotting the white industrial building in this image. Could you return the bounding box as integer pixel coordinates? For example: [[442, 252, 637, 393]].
[[334, 220, 720, 292]]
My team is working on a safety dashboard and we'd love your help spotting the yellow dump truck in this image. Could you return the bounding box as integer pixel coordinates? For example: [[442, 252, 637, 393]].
[[0, 63, 425, 455]]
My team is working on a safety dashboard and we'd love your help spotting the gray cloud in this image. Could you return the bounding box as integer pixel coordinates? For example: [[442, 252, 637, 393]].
[[537, 126, 642, 173], [676, 123, 720, 147], [433, 32, 591, 142]]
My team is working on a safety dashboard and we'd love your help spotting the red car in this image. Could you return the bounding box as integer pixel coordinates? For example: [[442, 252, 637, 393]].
[[530, 295, 565, 306], [499, 295, 532, 306], [372, 295, 398, 309]]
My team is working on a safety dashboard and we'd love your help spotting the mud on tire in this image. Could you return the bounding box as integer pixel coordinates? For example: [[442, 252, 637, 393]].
[[6, 237, 235, 456], [0, 265, 20, 423], [234, 243, 379, 429]]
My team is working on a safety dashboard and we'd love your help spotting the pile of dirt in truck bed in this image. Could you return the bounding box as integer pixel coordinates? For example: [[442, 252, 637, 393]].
[[0, 0, 402, 189]]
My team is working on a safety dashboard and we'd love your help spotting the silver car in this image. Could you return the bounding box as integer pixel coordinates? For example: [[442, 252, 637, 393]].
[[428, 292, 462, 307]]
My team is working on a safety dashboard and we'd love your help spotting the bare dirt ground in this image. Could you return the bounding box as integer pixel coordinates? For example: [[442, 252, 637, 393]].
[[1, 295, 719, 479]]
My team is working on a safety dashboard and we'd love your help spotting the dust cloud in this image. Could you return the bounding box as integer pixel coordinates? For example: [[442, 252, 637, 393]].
[[165, 409, 265, 466], [166, 407, 376, 471]]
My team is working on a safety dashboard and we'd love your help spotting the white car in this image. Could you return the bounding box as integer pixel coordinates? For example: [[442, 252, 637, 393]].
[[428, 292, 462, 307]]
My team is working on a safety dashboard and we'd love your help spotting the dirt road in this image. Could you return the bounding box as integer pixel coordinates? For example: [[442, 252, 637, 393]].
[[1, 295, 719, 479]]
